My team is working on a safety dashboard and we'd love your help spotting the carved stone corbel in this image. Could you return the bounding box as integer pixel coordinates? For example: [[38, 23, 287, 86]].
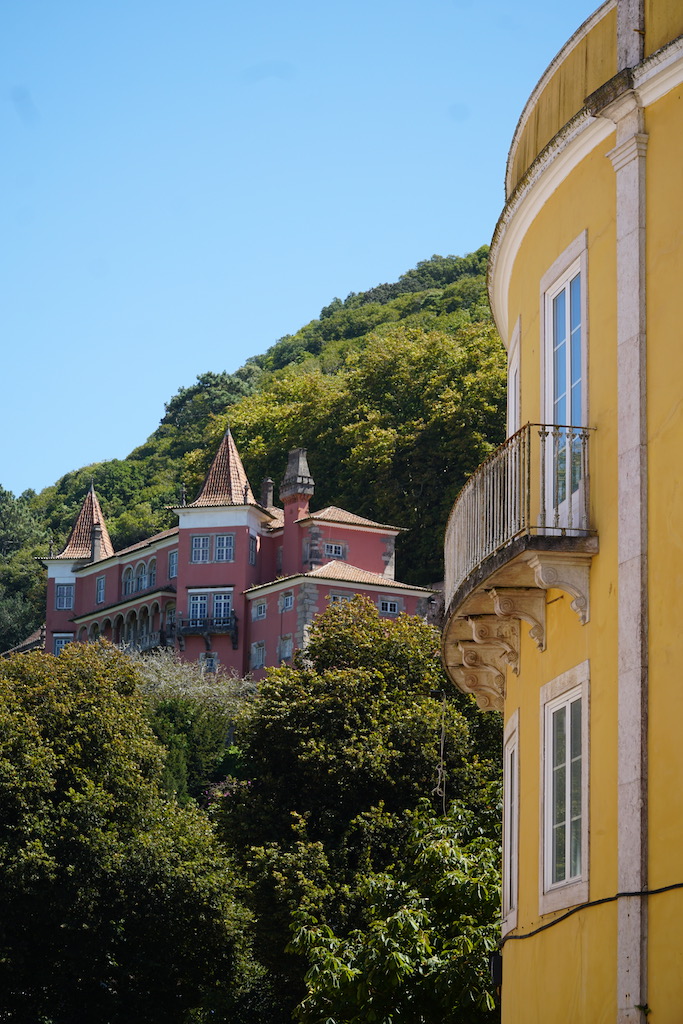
[[491, 587, 546, 651], [466, 615, 519, 673], [527, 554, 591, 624], [452, 665, 504, 712]]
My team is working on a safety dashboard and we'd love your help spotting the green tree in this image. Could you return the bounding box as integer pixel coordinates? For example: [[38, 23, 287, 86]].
[[0, 642, 249, 1024], [292, 798, 501, 1024], [214, 600, 501, 1021]]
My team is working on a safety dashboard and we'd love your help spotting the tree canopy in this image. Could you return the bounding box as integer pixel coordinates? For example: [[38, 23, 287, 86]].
[[0, 642, 249, 1024]]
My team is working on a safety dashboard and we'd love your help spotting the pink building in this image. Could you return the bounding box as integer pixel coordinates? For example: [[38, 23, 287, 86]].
[[42, 432, 433, 675]]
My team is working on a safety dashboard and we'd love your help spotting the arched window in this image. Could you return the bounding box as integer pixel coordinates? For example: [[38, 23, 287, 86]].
[[135, 562, 147, 592], [148, 558, 157, 588], [123, 567, 134, 596]]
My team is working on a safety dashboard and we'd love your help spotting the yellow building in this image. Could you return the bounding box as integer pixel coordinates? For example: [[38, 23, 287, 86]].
[[442, 2, 683, 1020]]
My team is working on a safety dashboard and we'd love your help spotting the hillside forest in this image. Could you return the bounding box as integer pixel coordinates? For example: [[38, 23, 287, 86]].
[[0, 248, 507, 1022], [0, 246, 506, 652]]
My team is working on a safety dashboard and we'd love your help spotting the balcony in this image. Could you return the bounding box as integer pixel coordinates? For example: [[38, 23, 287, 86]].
[[442, 424, 598, 711], [176, 614, 239, 650], [119, 628, 176, 653]]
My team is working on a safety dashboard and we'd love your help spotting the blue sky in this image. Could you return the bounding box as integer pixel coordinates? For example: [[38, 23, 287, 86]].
[[2, 0, 597, 496]]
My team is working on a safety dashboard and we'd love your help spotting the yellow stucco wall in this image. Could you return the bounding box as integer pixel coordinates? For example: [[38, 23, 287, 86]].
[[507, 6, 616, 197], [645, 0, 683, 56], [642, 83, 683, 1021], [499, 140, 620, 1022]]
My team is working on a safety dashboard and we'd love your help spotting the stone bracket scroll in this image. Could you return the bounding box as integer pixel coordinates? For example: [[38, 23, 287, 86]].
[[491, 587, 547, 651], [527, 553, 591, 624]]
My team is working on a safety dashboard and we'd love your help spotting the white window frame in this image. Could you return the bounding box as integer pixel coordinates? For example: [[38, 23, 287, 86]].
[[213, 592, 233, 624], [254, 601, 267, 620], [188, 593, 208, 626], [249, 534, 257, 566], [379, 599, 399, 615], [278, 635, 293, 662], [200, 652, 219, 673], [191, 535, 211, 563], [282, 592, 294, 612], [135, 562, 148, 592], [324, 542, 345, 559], [329, 593, 352, 604], [502, 709, 519, 934], [55, 584, 74, 610], [215, 534, 235, 563], [539, 660, 589, 915], [540, 232, 588, 530], [96, 576, 105, 604], [123, 568, 134, 595], [53, 633, 73, 655], [507, 317, 521, 438], [251, 642, 266, 669], [168, 550, 178, 578]]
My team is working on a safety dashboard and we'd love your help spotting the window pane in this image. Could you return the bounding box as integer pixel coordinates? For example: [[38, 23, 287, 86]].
[[553, 706, 566, 767], [570, 815, 582, 878], [570, 698, 582, 759], [553, 822, 566, 884]]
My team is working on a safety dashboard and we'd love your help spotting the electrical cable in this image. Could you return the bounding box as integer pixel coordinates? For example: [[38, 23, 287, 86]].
[[500, 880, 683, 948]]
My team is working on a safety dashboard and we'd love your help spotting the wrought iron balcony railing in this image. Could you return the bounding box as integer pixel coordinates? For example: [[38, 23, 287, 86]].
[[444, 423, 594, 610], [176, 614, 238, 636]]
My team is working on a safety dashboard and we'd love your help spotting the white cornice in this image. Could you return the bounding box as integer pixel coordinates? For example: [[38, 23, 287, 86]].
[[489, 36, 683, 343], [490, 113, 614, 343], [505, 0, 616, 196]]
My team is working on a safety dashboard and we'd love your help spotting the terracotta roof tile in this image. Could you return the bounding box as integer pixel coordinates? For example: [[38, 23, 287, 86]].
[[114, 527, 179, 559], [185, 429, 256, 507], [245, 560, 432, 594], [306, 560, 430, 589], [264, 506, 284, 530], [56, 486, 115, 561], [296, 505, 404, 531], [1, 624, 45, 657]]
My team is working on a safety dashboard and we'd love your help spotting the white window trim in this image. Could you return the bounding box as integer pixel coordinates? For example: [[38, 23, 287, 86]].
[[215, 534, 235, 562], [96, 576, 105, 604], [540, 231, 588, 429], [254, 601, 267, 620], [281, 592, 294, 612], [169, 550, 178, 578], [379, 598, 399, 615], [53, 633, 74, 654], [539, 232, 589, 532], [55, 583, 75, 610], [539, 660, 589, 916], [278, 634, 293, 662], [251, 641, 266, 669], [191, 535, 211, 563], [507, 317, 521, 438], [502, 709, 519, 935], [324, 542, 345, 559]]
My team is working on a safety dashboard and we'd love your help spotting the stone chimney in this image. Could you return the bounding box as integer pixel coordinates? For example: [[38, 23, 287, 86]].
[[279, 449, 315, 504], [261, 477, 274, 508], [279, 449, 315, 576]]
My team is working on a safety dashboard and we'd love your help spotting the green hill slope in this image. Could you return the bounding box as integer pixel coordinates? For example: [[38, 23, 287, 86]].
[[1, 248, 506, 650]]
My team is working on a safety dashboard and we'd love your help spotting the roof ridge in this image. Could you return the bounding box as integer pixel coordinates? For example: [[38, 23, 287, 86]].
[[56, 486, 115, 561], [185, 428, 256, 508]]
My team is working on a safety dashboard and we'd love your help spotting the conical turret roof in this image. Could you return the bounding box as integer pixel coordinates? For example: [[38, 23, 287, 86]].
[[56, 484, 115, 561], [187, 428, 256, 507]]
